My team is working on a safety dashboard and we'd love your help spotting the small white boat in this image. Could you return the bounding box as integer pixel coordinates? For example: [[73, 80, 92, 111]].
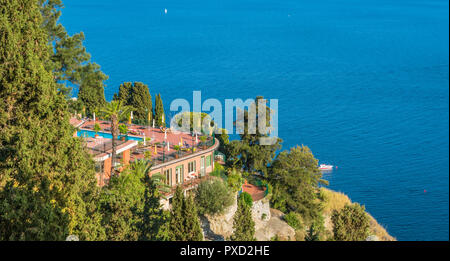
[[164, 8, 168, 14], [319, 164, 333, 171]]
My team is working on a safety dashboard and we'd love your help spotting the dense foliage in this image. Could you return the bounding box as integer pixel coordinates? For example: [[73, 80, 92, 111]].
[[39, 0, 108, 111], [269, 146, 328, 225], [195, 178, 234, 215], [169, 187, 203, 241], [239, 192, 253, 208], [116, 82, 153, 123], [226, 169, 244, 192], [331, 203, 370, 241], [226, 96, 282, 176], [99, 160, 166, 241], [230, 197, 255, 241], [283, 212, 302, 230], [0, 0, 104, 240]]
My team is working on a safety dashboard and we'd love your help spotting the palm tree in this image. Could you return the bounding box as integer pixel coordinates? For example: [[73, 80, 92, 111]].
[[101, 100, 133, 178], [132, 159, 170, 194]]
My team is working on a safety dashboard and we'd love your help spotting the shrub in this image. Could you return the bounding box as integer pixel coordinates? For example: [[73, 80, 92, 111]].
[[195, 178, 234, 215], [211, 163, 226, 179], [239, 192, 253, 207], [284, 212, 302, 230], [331, 203, 370, 241], [227, 169, 243, 192], [118, 124, 128, 135], [93, 123, 101, 133]]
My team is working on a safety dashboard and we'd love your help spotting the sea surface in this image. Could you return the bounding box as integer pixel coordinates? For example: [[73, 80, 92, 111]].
[[61, 0, 449, 240]]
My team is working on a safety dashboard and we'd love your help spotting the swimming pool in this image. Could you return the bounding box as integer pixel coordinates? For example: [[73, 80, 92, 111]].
[[77, 129, 143, 141]]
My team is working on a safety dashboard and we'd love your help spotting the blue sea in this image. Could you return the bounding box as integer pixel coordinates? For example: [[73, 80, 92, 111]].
[[61, 0, 449, 240]]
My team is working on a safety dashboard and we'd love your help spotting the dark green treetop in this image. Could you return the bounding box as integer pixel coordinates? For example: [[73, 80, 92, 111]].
[[230, 196, 255, 241], [0, 0, 104, 240]]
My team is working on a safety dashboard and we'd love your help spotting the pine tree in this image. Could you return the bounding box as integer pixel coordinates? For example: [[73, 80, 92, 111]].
[[231, 197, 255, 241], [129, 82, 152, 123], [39, 0, 108, 98], [0, 0, 104, 240], [77, 63, 107, 116], [184, 194, 203, 241]]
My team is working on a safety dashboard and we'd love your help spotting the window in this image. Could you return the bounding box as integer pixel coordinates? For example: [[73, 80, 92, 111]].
[[176, 165, 183, 184], [188, 161, 196, 173], [201, 156, 205, 169], [164, 169, 172, 186], [95, 161, 104, 174], [206, 155, 211, 167]]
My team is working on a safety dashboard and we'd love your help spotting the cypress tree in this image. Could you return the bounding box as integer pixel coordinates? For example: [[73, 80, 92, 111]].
[[118, 82, 133, 105], [154, 94, 165, 127], [231, 197, 255, 241], [129, 82, 152, 123], [169, 186, 186, 240], [184, 194, 203, 241], [140, 168, 167, 241], [0, 0, 104, 240]]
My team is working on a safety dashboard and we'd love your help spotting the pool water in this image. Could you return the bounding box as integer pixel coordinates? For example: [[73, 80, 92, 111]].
[[77, 129, 143, 141]]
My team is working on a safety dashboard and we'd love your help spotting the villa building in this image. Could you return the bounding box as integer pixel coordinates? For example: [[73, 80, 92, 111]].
[[70, 117, 220, 194]]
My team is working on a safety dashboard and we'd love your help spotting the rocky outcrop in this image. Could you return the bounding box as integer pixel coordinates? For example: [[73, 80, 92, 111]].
[[202, 192, 238, 240], [201, 195, 295, 241]]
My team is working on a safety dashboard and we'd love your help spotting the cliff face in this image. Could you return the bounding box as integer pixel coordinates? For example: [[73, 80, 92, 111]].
[[200, 188, 394, 241], [201, 195, 295, 241]]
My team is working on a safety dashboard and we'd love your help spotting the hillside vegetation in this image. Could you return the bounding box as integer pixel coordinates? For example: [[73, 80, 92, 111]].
[[320, 188, 395, 241]]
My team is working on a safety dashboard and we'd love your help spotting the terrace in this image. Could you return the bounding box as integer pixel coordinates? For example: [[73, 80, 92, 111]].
[[79, 119, 218, 164]]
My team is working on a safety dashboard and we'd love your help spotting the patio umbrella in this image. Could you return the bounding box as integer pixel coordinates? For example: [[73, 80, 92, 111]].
[[167, 141, 170, 152], [154, 145, 157, 154], [93, 112, 96, 122], [180, 137, 183, 146], [143, 133, 146, 146], [164, 129, 167, 140]]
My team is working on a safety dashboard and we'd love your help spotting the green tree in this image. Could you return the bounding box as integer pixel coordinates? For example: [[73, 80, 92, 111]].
[[154, 94, 166, 127], [76, 63, 107, 115], [139, 170, 168, 241], [239, 192, 253, 208], [169, 186, 203, 241], [269, 145, 328, 224], [168, 186, 186, 240], [118, 82, 133, 105], [0, 0, 104, 240], [100, 101, 133, 176], [130, 82, 153, 123], [39, 0, 108, 98], [226, 169, 244, 192], [100, 159, 165, 241], [195, 178, 234, 215], [305, 225, 320, 241], [184, 194, 203, 241], [331, 203, 370, 241], [226, 96, 282, 176], [230, 197, 255, 241], [215, 128, 230, 155]]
